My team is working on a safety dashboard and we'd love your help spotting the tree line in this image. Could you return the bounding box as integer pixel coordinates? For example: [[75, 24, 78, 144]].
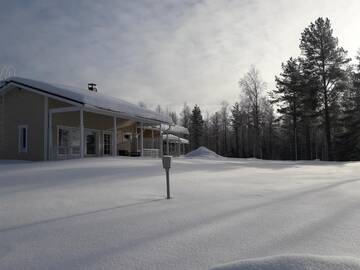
[[162, 17, 360, 161]]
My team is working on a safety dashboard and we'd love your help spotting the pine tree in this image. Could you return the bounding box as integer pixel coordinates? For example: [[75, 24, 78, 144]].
[[231, 102, 242, 157], [336, 52, 360, 160], [272, 57, 303, 160], [300, 17, 350, 160], [190, 104, 203, 150], [220, 101, 229, 156]]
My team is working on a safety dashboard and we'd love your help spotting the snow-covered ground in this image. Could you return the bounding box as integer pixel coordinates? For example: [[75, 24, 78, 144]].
[[1, 157, 360, 269], [211, 254, 360, 270]]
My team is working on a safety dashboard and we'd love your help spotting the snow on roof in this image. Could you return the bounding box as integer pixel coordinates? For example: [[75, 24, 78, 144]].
[[2, 77, 172, 124], [210, 254, 360, 270], [162, 134, 189, 144], [162, 124, 189, 135], [145, 124, 189, 135]]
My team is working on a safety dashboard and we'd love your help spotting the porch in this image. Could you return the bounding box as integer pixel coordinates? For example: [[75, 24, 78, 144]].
[[48, 103, 164, 160]]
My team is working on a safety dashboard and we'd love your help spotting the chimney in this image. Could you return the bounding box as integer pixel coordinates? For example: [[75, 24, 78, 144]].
[[88, 83, 97, 92]]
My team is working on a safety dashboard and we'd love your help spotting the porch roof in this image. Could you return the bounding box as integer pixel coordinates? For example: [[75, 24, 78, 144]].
[[163, 134, 189, 144], [145, 124, 189, 135], [1, 77, 173, 124]]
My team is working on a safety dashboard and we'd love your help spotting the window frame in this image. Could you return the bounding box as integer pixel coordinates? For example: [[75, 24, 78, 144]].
[[18, 125, 28, 153]]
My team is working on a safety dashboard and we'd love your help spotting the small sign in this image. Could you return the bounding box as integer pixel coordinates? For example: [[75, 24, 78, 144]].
[[162, 155, 172, 169]]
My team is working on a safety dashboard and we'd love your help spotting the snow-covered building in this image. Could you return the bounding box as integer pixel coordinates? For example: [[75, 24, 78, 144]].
[[162, 126, 190, 156], [141, 124, 190, 157], [0, 77, 173, 161]]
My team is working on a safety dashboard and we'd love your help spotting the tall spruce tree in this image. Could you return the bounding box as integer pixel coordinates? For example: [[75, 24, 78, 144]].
[[272, 57, 303, 160], [220, 101, 229, 156], [337, 52, 360, 160], [190, 105, 204, 150], [300, 17, 350, 160]]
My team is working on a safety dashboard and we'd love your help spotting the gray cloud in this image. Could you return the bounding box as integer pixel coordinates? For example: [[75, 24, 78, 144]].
[[0, 0, 359, 113]]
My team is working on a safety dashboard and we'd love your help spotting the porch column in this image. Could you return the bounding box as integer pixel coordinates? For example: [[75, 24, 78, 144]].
[[159, 123, 163, 157], [80, 108, 84, 158], [166, 134, 169, 155], [136, 129, 138, 154], [178, 137, 181, 156], [43, 96, 48, 160], [140, 122, 144, 157], [113, 116, 117, 156], [48, 111, 52, 160], [151, 128, 154, 149]]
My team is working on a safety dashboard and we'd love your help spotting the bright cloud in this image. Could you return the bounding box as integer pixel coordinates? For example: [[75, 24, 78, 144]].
[[0, 0, 359, 113]]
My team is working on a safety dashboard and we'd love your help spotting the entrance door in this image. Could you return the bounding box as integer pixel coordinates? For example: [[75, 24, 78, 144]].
[[103, 133, 112, 155], [86, 131, 97, 155]]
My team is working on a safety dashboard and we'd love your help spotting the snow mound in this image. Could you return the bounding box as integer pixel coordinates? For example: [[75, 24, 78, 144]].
[[210, 254, 360, 270], [185, 146, 223, 159]]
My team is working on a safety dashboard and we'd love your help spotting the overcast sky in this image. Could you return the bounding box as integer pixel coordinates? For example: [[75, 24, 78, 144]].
[[1, 0, 359, 113]]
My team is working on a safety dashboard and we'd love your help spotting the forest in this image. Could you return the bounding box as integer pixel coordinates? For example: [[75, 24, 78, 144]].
[[160, 17, 360, 161]]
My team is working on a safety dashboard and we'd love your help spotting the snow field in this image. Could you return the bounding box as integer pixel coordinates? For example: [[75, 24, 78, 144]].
[[1, 157, 360, 269]]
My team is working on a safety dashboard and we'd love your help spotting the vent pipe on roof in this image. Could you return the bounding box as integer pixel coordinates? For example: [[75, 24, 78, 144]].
[[88, 83, 97, 92]]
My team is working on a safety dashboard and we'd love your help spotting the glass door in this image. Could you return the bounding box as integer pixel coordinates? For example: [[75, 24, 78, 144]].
[[103, 133, 112, 155], [86, 131, 97, 156]]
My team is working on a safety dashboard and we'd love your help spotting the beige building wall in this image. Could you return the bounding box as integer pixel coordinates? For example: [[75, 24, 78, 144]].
[[1, 87, 45, 161]]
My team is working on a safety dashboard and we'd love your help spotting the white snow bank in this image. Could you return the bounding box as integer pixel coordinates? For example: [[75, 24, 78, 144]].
[[185, 146, 223, 159], [210, 254, 360, 270], [0, 159, 32, 165]]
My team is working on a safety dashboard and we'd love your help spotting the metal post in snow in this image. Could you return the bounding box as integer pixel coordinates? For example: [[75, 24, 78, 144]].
[[162, 155, 172, 199]]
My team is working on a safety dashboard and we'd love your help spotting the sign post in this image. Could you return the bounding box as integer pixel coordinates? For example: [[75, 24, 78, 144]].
[[162, 156, 172, 199]]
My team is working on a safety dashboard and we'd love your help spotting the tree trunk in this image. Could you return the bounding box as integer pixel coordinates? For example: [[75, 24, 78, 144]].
[[323, 86, 333, 161], [235, 127, 239, 157], [292, 101, 298, 160], [305, 124, 311, 160]]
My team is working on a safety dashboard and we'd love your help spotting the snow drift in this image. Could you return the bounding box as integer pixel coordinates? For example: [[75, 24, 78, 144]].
[[185, 146, 223, 159], [210, 254, 360, 270]]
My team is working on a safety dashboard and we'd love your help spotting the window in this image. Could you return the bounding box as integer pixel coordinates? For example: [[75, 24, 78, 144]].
[[18, 125, 28, 153], [57, 126, 81, 156]]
